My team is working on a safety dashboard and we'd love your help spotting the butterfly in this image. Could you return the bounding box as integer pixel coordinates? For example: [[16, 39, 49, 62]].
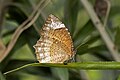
[[33, 14, 75, 63]]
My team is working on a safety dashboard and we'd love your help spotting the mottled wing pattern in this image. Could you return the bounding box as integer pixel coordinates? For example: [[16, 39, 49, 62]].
[[33, 14, 75, 63]]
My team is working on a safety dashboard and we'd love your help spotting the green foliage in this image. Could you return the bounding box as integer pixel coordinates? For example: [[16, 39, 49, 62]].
[[0, 72, 6, 80], [1, 0, 120, 80]]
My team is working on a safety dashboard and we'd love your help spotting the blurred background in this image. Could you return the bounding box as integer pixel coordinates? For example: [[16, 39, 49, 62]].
[[0, 0, 120, 80]]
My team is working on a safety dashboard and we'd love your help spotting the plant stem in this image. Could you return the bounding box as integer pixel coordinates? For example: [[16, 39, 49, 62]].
[[3, 62, 120, 75]]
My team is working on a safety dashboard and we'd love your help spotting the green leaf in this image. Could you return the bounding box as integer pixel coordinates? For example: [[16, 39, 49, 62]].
[[115, 26, 120, 49], [74, 21, 95, 48], [64, 0, 80, 35], [0, 72, 6, 80], [51, 68, 69, 80]]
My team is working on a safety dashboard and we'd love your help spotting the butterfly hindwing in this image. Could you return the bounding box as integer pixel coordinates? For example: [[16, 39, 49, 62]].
[[33, 14, 75, 63]]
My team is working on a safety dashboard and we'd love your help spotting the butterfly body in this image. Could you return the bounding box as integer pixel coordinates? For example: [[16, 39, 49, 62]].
[[33, 14, 75, 63]]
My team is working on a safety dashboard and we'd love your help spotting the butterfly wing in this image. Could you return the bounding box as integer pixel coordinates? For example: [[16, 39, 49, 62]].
[[33, 14, 75, 63]]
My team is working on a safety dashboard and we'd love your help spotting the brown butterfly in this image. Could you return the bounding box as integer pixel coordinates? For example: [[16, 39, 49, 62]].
[[33, 14, 75, 63]]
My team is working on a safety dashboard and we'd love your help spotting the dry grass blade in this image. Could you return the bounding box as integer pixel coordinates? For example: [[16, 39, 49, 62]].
[[103, 0, 111, 27], [0, 0, 50, 62], [80, 0, 120, 61], [0, 39, 6, 54]]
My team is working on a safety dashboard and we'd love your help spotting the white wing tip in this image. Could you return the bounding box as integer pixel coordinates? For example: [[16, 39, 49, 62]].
[[47, 14, 65, 29]]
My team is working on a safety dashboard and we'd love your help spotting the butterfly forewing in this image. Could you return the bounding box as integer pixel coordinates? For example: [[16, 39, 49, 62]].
[[33, 14, 75, 63]]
